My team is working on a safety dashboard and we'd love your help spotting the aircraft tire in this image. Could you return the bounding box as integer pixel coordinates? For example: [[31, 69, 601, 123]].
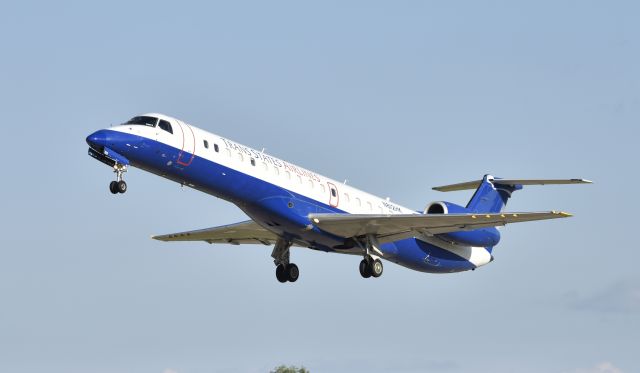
[[276, 264, 288, 283], [286, 263, 299, 282], [359, 259, 371, 278], [109, 181, 119, 194], [117, 180, 127, 194], [371, 259, 383, 278]]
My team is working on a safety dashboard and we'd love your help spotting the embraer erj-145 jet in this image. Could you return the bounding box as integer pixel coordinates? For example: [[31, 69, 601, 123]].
[[86, 113, 590, 283]]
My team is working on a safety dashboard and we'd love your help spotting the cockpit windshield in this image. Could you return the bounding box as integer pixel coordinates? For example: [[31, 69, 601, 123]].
[[125, 116, 158, 127]]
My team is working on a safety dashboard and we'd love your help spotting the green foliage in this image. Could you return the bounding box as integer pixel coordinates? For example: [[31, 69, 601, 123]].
[[270, 365, 309, 373]]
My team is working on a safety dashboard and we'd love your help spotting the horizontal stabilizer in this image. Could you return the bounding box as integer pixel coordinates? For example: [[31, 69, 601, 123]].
[[309, 210, 572, 242], [433, 178, 592, 192]]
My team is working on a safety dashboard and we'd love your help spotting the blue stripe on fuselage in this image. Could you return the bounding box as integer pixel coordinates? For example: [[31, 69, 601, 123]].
[[97, 129, 478, 273]]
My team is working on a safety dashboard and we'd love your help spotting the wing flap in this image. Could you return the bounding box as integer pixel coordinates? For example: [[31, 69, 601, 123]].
[[152, 220, 279, 246], [309, 211, 572, 240]]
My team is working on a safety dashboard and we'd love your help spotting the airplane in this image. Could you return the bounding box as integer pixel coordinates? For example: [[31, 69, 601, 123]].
[[86, 113, 591, 283]]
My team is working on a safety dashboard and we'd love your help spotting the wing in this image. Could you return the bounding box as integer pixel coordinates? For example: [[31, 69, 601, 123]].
[[152, 220, 282, 246], [309, 211, 572, 243]]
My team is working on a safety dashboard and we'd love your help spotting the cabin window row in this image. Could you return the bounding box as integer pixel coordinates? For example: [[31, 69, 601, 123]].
[[202, 139, 220, 153], [215, 146, 386, 212]]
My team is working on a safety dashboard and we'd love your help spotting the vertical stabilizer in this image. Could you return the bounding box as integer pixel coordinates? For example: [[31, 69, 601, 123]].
[[465, 175, 521, 213]]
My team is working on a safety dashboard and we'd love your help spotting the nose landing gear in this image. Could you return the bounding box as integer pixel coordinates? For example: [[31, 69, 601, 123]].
[[109, 180, 127, 194], [109, 163, 128, 194]]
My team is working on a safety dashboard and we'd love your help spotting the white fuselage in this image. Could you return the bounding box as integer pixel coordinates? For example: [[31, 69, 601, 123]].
[[111, 113, 416, 216]]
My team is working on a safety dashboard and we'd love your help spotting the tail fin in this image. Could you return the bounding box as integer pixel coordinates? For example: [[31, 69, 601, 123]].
[[433, 175, 592, 214], [465, 175, 518, 213]]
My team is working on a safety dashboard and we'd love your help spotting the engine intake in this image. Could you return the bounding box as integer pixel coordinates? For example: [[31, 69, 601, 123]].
[[424, 201, 468, 215]]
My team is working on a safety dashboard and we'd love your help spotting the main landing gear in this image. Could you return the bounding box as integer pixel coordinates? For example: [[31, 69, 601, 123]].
[[109, 163, 128, 194], [272, 238, 299, 283], [359, 257, 383, 278], [276, 263, 299, 283], [358, 234, 383, 279]]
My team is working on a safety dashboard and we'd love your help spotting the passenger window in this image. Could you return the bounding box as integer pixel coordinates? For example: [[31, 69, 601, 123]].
[[225, 149, 232, 157], [355, 197, 362, 207], [237, 153, 244, 162], [331, 188, 337, 197], [158, 120, 173, 134], [297, 175, 303, 184], [343, 193, 350, 203], [203, 140, 209, 149], [367, 201, 373, 211], [308, 179, 314, 189], [251, 158, 256, 166], [273, 167, 280, 176], [320, 184, 326, 193], [214, 144, 219, 152]]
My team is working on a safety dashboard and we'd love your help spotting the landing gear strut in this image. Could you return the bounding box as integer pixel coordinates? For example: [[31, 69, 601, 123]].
[[109, 163, 128, 194], [272, 238, 299, 283], [358, 234, 384, 279]]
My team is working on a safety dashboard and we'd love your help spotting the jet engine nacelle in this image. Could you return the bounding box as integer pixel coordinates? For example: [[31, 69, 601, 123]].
[[424, 201, 468, 215], [424, 201, 500, 247]]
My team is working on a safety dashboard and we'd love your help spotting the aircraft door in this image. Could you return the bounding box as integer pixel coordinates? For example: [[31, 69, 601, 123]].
[[327, 182, 339, 208], [176, 120, 196, 166]]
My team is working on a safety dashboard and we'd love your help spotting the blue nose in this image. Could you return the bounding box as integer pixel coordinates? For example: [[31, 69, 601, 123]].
[[86, 129, 109, 149]]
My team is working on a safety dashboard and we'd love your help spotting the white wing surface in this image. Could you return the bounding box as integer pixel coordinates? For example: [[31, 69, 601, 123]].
[[153, 220, 284, 246], [309, 211, 572, 243]]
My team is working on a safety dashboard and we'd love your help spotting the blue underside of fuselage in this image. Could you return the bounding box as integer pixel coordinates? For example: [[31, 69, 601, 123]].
[[90, 130, 478, 274]]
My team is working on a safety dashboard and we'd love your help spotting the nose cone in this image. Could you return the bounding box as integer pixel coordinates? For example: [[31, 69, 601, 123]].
[[86, 129, 109, 150]]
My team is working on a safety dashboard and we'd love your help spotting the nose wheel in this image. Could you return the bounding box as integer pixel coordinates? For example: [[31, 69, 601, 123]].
[[109, 180, 127, 194], [109, 164, 128, 194]]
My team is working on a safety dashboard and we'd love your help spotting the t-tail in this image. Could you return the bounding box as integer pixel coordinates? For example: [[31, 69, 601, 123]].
[[424, 175, 591, 254], [432, 175, 592, 214]]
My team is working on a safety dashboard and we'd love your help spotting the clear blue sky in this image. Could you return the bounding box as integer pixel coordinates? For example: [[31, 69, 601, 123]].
[[1, 1, 638, 372]]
